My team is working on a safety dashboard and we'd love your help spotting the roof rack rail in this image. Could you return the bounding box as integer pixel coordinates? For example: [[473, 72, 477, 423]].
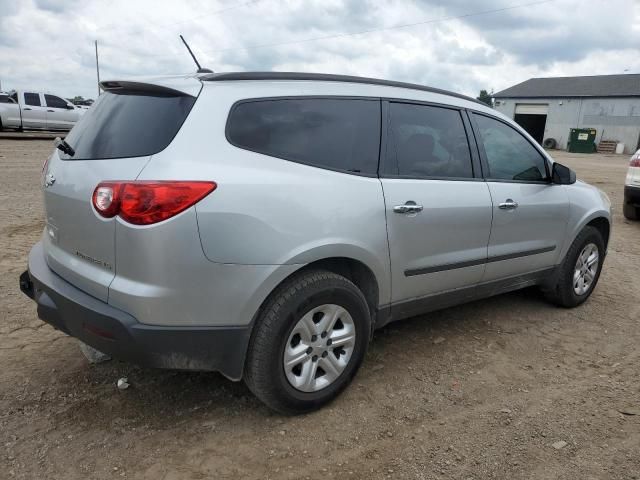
[[201, 72, 484, 105]]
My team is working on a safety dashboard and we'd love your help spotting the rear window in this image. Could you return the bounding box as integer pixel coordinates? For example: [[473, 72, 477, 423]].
[[61, 90, 196, 160], [388, 102, 473, 179], [226, 98, 380, 175]]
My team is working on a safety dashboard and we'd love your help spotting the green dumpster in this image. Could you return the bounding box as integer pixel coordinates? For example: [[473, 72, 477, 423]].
[[568, 128, 596, 153]]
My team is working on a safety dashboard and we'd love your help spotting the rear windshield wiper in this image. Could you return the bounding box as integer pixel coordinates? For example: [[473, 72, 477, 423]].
[[54, 137, 75, 157]]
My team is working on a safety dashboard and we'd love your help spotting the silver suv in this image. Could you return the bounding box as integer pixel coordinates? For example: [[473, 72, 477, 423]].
[[20, 72, 611, 413]]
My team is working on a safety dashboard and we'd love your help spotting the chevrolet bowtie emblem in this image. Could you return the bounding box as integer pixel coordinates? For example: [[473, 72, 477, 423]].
[[44, 173, 56, 187]]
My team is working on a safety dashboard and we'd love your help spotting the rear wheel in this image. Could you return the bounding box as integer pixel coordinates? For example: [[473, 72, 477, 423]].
[[543, 226, 604, 307], [244, 269, 371, 414]]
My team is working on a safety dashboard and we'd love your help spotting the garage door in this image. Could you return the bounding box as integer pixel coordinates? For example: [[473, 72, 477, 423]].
[[515, 104, 549, 115]]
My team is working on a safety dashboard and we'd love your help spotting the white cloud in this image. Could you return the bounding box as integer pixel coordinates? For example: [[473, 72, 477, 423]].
[[0, 0, 638, 100]]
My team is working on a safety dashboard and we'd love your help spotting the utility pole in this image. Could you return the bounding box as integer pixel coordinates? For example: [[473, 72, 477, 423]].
[[95, 40, 101, 97]]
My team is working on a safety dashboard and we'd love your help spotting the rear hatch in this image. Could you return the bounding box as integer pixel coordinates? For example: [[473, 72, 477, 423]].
[[42, 77, 200, 301]]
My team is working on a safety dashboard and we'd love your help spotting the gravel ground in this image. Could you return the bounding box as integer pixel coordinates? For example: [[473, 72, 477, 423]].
[[1, 139, 639, 479]]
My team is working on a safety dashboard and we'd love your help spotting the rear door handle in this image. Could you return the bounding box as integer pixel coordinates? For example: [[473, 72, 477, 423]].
[[23, 107, 32, 111], [393, 202, 423, 214], [499, 199, 519, 210], [47, 109, 55, 112]]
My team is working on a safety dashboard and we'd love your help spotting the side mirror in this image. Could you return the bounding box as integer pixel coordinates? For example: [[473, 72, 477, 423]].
[[66, 104, 75, 110], [552, 162, 576, 185]]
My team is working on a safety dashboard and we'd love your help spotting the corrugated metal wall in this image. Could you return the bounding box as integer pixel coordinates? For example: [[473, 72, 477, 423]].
[[494, 97, 640, 154]]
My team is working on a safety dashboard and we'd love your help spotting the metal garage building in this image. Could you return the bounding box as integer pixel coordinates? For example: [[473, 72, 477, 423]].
[[493, 74, 640, 154]]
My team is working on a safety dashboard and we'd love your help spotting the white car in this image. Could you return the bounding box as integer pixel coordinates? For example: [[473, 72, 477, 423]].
[[624, 149, 640, 220], [0, 90, 83, 131]]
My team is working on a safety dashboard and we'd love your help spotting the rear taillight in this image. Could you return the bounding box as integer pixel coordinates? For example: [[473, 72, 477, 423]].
[[92, 181, 216, 225], [630, 152, 640, 167]]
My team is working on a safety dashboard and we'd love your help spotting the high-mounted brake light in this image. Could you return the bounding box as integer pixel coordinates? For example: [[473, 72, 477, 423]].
[[92, 181, 216, 225]]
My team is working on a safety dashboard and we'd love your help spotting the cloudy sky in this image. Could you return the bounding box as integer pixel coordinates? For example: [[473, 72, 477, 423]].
[[1, 0, 639, 100]]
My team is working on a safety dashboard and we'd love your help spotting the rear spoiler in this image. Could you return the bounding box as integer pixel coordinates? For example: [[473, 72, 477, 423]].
[[99, 80, 201, 98]]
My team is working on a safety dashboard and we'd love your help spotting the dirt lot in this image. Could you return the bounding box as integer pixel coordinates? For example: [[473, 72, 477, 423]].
[[1, 139, 639, 479]]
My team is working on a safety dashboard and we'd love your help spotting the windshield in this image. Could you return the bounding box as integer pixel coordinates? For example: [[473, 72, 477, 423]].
[[61, 90, 196, 160]]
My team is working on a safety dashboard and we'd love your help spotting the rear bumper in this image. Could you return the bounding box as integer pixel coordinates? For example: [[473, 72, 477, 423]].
[[624, 185, 640, 206], [19, 242, 251, 380]]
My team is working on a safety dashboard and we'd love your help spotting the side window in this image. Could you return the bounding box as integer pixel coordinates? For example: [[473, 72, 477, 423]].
[[24, 93, 41, 106], [0, 95, 15, 104], [45, 94, 69, 109], [227, 98, 380, 175], [472, 113, 548, 182], [388, 102, 473, 179]]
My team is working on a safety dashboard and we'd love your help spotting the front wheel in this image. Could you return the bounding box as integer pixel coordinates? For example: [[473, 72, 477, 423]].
[[244, 269, 371, 414], [543, 226, 605, 307]]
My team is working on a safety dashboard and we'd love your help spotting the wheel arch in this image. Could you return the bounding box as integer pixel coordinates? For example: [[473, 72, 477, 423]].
[[251, 256, 384, 339], [560, 209, 611, 262], [296, 257, 380, 320], [586, 216, 610, 251]]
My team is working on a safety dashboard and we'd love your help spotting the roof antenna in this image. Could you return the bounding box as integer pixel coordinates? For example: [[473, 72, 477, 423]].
[[180, 34, 213, 74]]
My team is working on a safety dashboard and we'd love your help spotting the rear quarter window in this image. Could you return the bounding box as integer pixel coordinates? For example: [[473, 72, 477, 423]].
[[61, 90, 196, 160], [226, 98, 381, 175]]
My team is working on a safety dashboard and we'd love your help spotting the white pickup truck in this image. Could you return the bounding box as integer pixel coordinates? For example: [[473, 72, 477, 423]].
[[0, 90, 84, 131]]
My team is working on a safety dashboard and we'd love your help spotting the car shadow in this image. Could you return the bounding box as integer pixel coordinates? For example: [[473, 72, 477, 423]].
[[56, 287, 556, 422]]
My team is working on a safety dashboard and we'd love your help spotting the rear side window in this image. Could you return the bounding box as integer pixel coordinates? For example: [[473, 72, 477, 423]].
[[45, 94, 69, 109], [24, 93, 41, 106], [226, 98, 380, 175], [61, 91, 196, 160], [472, 113, 548, 182], [388, 102, 473, 179]]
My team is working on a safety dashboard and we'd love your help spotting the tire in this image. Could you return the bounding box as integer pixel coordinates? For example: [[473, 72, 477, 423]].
[[543, 226, 605, 308], [543, 138, 557, 149], [623, 201, 639, 220], [244, 269, 371, 414]]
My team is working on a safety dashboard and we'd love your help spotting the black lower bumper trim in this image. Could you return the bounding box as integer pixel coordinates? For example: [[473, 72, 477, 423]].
[[625, 185, 640, 206], [19, 270, 34, 299], [20, 242, 251, 380]]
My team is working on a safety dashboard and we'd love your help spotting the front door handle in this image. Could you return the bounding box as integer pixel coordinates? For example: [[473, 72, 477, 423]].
[[23, 107, 32, 111], [47, 109, 55, 112], [499, 199, 519, 210], [393, 201, 423, 214]]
